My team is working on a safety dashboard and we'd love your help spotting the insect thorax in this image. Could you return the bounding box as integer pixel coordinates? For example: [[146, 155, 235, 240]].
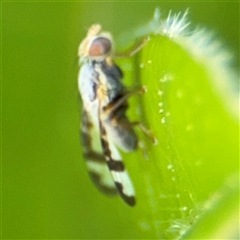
[[78, 60, 124, 106]]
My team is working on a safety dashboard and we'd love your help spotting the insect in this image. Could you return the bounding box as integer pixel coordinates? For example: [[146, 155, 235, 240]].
[[78, 24, 154, 206]]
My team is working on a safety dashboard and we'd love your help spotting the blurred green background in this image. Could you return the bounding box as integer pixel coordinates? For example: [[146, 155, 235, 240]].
[[2, 1, 239, 239]]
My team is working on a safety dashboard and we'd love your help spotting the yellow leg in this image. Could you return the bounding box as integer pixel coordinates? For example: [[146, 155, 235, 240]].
[[114, 37, 150, 58]]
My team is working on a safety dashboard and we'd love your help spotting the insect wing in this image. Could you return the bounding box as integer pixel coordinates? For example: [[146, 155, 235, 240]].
[[81, 109, 117, 195], [99, 118, 136, 206]]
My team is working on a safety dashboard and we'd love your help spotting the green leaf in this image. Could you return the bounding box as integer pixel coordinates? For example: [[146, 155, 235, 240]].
[[116, 15, 239, 238], [180, 174, 239, 239]]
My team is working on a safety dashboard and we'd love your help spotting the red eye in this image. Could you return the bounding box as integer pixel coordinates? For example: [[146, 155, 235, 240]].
[[88, 37, 111, 57]]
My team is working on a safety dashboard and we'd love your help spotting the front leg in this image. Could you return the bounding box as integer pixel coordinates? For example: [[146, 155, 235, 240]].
[[114, 37, 150, 58]]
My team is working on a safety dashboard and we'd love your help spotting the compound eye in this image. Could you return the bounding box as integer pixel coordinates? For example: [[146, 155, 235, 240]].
[[88, 37, 111, 57]]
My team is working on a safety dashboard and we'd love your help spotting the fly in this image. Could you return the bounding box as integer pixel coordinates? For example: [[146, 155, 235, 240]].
[[78, 24, 155, 206]]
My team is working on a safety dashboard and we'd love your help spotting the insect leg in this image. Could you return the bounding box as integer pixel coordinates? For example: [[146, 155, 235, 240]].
[[103, 86, 146, 117], [131, 121, 157, 144], [115, 37, 150, 58]]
